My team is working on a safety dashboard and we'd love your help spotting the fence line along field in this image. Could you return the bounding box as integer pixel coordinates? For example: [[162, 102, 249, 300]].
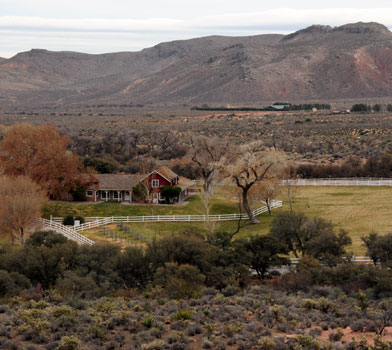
[[41, 185, 392, 255], [283, 178, 392, 186]]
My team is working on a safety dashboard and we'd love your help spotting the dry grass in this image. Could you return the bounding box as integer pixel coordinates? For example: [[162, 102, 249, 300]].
[[287, 186, 392, 254]]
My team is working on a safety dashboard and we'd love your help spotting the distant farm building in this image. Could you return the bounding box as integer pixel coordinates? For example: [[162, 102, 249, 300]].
[[265, 103, 291, 111]]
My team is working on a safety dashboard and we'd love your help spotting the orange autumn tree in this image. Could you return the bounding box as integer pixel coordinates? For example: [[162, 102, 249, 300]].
[[0, 123, 84, 199]]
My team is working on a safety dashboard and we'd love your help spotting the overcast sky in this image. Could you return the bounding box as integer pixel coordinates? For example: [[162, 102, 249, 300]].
[[1, 0, 392, 58]]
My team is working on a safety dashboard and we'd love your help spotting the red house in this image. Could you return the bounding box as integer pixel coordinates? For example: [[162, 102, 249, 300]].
[[85, 166, 195, 203]]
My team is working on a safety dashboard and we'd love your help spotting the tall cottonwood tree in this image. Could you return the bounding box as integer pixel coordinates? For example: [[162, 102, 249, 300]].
[[0, 123, 84, 199], [220, 142, 285, 224], [0, 176, 45, 245]]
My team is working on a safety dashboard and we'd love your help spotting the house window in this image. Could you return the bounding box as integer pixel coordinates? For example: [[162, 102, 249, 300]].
[[113, 191, 121, 200], [101, 191, 108, 200], [152, 179, 159, 188], [86, 190, 94, 197]]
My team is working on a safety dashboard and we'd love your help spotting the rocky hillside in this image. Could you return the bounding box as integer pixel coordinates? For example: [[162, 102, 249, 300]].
[[1, 22, 392, 107]]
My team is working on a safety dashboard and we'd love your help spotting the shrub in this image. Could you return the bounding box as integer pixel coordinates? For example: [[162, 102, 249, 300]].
[[318, 298, 335, 313], [309, 328, 322, 337], [172, 310, 192, 321], [350, 319, 366, 332], [328, 328, 344, 341], [51, 305, 76, 318], [26, 231, 68, 247], [160, 186, 181, 204], [257, 337, 275, 350], [0, 270, 15, 296], [222, 285, 241, 297], [142, 315, 156, 329], [0, 305, 9, 314], [186, 324, 202, 336], [85, 326, 105, 340], [153, 263, 205, 299], [19, 318, 50, 338], [71, 186, 87, 202], [63, 216, 74, 226], [141, 339, 165, 350], [202, 340, 213, 349], [55, 271, 98, 299], [294, 335, 321, 350], [56, 336, 80, 350], [301, 299, 318, 310]]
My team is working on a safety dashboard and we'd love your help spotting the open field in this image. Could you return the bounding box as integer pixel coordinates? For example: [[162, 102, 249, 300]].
[[45, 186, 392, 254], [289, 186, 392, 253]]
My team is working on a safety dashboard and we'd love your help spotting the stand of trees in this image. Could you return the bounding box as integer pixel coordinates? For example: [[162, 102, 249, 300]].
[[0, 123, 86, 199], [297, 154, 392, 178], [351, 103, 392, 113]]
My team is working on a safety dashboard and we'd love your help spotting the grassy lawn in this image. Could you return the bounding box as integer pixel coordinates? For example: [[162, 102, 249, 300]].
[[42, 187, 241, 218], [43, 186, 392, 254]]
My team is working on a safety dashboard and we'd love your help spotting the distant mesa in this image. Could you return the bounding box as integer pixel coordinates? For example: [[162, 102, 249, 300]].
[[333, 22, 391, 34], [1, 22, 392, 107], [282, 25, 332, 41]]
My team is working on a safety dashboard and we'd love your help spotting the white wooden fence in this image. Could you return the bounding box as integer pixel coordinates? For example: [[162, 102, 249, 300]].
[[282, 178, 392, 187], [289, 256, 373, 265], [38, 218, 95, 245], [52, 200, 283, 232], [38, 217, 377, 265]]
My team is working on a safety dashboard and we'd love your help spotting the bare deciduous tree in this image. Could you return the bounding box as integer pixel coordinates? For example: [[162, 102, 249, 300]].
[[0, 176, 45, 245], [199, 186, 216, 236], [282, 165, 299, 212], [189, 136, 229, 195], [251, 178, 281, 216], [220, 142, 285, 224]]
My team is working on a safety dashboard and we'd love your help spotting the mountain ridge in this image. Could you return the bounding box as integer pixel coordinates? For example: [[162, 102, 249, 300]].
[[1, 22, 392, 107]]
